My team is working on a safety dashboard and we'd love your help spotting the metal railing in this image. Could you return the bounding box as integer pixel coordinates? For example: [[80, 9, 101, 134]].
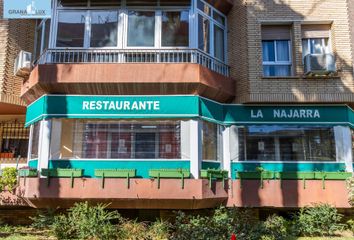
[[37, 48, 230, 76]]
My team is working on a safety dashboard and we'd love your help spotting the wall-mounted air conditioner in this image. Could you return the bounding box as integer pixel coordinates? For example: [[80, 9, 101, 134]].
[[14, 51, 32, 78], [304, 53, 336, 76]]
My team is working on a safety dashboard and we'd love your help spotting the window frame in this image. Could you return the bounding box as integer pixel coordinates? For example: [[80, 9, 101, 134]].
[[53, 0, 193, 50], [302, 37, 331, 60], [195, 0, 227, 62], [262, 39, 293, 77]]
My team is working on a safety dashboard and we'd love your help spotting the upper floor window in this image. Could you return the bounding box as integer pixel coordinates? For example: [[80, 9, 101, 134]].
[[55, 8, 190, 49], [301, 24, 331, 60], [196, 0, 226, 61], [261, 25, 292, 77]]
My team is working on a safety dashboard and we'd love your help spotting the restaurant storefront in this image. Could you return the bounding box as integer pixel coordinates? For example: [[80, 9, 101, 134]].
[[25, 95, 354, 178]]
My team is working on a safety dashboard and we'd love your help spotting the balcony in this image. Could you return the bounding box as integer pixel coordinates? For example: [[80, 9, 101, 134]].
[[22, 48, 234, 103], [21, 0, 235, 103]]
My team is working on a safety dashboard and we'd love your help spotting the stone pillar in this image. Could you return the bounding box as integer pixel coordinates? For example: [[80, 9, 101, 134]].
[[190, 119, 202, 179]]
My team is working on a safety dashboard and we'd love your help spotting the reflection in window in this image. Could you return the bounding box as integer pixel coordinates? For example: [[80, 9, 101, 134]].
[[262, 40, 291, 76], [214, 25, 224, 61], [202, 122, 219, 161], [198, 15, 210, 53], [127, 11, 155, 47], [56, 11, 86, 47], [68, 120, 181, 159], [302, 38, 329, 59], [90, 11, 118, 47], [30, 123, 40, 159], [239, 125, 336, 161], [161, 11, 189, 47]]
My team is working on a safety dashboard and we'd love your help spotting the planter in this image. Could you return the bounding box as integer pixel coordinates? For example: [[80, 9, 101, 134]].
[[236, 171, 276, 180], [201, 169, 228, 189], [278, 172, 315, 180], [149, 169, 190, 189], [314, 172, 352, 180], [149, 169, 190, 178], [200, 169, 228, 179], [18, 169, 37, 177], [41, 168, 83, 178], [41, 168, 83, 188], [95, 169, 136, 178]]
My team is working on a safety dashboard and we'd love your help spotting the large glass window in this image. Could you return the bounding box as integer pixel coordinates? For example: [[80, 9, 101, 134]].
[[262, 40, 292, 77], [90, 11, 118, 47], [161, 11, 189, 47], [238, 125, 336, 161], [60, 120, 181, 159], [127, 11, 155, 47], [56, 11, 86, 47], [202, 122, 220, 161], [30, 123, 40, 159], [196, 0, 226, 60], [302, 38, 330, 60]]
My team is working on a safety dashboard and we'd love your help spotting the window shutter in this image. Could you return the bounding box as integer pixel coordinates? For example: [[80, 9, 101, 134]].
[[261, 25, 291, 40], [301, 24, 331, 39]]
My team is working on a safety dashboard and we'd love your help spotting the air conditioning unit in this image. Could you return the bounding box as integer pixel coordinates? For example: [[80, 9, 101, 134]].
[[304, 53, 336, 76], [14, 51, 32, 77]]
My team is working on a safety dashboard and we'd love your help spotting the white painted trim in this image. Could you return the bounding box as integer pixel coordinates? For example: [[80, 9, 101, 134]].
[[222, 126, 231, 177], [38, 120, 51, 177], [231, 161, 341, 164], [190, 119, 202, 178]]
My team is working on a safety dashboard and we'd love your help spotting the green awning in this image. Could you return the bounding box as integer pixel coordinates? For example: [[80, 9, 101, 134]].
[[25, 95, 354, 128]]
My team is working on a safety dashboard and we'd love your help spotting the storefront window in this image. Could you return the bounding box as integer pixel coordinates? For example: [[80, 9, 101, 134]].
[[238, 125, 336, 161], [202, 121, 220, 161], [0, 122, 29, 160], [30, 123, 40, 159], [60, 120, 181, 159]]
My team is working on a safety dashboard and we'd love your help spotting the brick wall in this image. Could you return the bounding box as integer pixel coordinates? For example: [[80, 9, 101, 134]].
[[229, 0, 354, 104], [0, 0, 35, 106]]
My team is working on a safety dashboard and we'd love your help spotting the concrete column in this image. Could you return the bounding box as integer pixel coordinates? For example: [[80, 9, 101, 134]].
[[334, 126, 353, 172], [190, 119, 202, 179], [38, 120, 52, 177], [180, 120, 190, 160], [222, 126, 231, 177]]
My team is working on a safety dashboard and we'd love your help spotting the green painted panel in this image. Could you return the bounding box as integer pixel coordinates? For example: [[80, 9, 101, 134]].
[[48, 160, 190, 178], [26, 95, 200, 126], [231, 162, 347, 179], [25, 95, 354, 128], [202, 161, 221, 169], [28, 159, 38, 169], [224, 105, 349, 125]]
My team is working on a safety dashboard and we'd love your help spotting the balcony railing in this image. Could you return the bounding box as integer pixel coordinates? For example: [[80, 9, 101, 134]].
[[37, 48, 230, 77]]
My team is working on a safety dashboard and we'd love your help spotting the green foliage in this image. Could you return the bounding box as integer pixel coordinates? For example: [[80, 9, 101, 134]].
[[118, 220, 148, 240], [171, 207, 264, 240], [256, 215, 290, 240], [29, 209, 56, 229], [146, 220, 171, 240], [347, 177, 354, 206], [51, 202, 120, 240], [292, 203, 345, 237], [0, 168, 17, 192], [346, 219, 354, 234]]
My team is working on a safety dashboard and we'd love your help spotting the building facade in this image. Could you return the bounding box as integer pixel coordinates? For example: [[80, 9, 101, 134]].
[[17, 0, 354, 209], [0, 0, 34, 168]]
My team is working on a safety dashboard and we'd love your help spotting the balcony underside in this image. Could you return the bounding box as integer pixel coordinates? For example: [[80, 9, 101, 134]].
[[22, 63, 235, 103], [17, 178, 351, 209]]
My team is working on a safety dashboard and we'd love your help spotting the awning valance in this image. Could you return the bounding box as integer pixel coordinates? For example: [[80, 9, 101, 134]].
[[25, 95, 354, 128]]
